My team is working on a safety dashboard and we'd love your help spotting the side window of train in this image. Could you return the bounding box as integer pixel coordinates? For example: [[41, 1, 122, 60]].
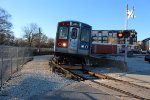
[[81, 28, 90, 42], [71, 28, 77, 39], [59, 27, 68, 39]]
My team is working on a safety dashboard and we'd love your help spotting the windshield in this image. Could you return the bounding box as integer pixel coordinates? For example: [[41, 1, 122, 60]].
[[58, 27, 68, 39]]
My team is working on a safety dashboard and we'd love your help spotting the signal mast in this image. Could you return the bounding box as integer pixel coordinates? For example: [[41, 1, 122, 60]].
[[124, 4, 135, 62]]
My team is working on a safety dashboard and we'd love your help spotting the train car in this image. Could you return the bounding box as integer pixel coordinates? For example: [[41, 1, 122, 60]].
[[54, 21, 92, 65], [92, 43, 117, 54]]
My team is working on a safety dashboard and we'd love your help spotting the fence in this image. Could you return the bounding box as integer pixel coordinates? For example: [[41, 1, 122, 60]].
[[33, 48, 54, 55], [0, 46, 33, 89]]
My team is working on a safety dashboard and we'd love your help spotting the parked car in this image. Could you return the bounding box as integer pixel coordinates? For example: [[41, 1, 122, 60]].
[[141, 50, 147, 54], [127, 51, 134, 57], [147, 50, 150, 54], [145, 55, 150, 62], [132, 49, 142, 54]]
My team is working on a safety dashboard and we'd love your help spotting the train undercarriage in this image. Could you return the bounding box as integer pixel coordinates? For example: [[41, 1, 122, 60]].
[[54, 52, 91, 68]]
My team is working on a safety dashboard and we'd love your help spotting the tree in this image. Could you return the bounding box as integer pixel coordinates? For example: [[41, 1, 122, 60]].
[[47, 38, 54, 48], [14, 38, 28, 46], [32, 28, 48, 48], [23, 23, 38, 46], [40, 34, 48, 47], [0, 7, 14, 45]]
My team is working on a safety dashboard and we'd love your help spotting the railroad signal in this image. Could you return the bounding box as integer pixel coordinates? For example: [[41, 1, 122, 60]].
[[131, 34, 135, 38], [130, 33, 136, 38], [117, 32, 124, 38], [123, 30, 130, 38], [117, 30, 131, 38], [129, 37, 133, 44]]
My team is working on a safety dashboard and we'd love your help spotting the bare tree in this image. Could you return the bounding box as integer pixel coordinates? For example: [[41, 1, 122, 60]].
[[0, 7, 14, 45], [47, 38, 54, 48], [14, 38, 28, 46], [23, 23, 38, 46], [32, 28, 48, 48], [40, 34, 48, 47]]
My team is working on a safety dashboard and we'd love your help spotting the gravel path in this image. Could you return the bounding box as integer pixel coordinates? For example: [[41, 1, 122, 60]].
[[0, 55, 74, 100]]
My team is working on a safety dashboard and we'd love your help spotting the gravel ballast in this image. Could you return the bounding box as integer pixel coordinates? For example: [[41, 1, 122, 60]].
[[0, 55, 74, 100]]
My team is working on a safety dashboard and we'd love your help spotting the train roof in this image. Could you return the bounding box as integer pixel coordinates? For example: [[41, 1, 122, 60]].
[[58, 20, 92, 27]]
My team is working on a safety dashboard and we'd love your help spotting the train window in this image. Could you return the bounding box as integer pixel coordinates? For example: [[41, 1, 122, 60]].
[[81, 28, 90, 42], [71, 28, 77, 39], [58, 27, 68, 39]]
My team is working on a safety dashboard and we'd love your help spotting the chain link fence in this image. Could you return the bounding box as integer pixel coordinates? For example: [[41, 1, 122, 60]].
[[0, 46, 33, 89]]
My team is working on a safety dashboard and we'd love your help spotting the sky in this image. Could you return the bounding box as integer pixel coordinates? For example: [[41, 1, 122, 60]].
[[0, 0, 150, 41]]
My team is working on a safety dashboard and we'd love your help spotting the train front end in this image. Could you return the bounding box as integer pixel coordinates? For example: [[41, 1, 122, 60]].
[[54, 21, 92, 64]]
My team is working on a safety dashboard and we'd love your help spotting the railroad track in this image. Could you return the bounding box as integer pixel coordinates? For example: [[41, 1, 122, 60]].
[[49, 59, 150, 100]]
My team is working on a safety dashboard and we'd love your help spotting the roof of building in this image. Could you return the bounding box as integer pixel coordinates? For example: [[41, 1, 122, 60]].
[[92, 30, 137, 34], [142, 37, 150, 42]]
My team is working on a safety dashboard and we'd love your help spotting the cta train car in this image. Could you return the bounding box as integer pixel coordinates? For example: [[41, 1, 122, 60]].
[[54, 21, 92, 64]]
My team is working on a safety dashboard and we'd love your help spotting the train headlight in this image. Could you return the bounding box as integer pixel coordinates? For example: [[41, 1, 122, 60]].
[[81, 45, 84, 48], [62, 42, 67, 47]]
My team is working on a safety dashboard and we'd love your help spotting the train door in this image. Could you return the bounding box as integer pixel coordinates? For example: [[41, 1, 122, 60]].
[[68, 27, 79, 53], [78, 26, 91, 55]]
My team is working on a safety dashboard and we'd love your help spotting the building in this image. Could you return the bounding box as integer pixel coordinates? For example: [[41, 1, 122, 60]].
[[142, 37, 150, 50], [91, 30, 138, 54], [92, 30, 137, 45]]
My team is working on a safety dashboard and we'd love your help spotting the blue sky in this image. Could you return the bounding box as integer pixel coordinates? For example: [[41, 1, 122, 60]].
[[0, 0, 150, 41]]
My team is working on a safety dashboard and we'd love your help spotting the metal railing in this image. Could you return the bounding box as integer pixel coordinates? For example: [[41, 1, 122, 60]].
[[0, 46, 33, 89]]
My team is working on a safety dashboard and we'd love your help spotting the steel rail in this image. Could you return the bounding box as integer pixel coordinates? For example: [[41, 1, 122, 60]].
[[50, 58, 150, 100], [84, 69, 150, 90]]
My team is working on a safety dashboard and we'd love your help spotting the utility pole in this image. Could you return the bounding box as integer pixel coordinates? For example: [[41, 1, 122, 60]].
[[124, 4, 128, 62], [124, 4, 135, 62], [38, 28, 42, 53]]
